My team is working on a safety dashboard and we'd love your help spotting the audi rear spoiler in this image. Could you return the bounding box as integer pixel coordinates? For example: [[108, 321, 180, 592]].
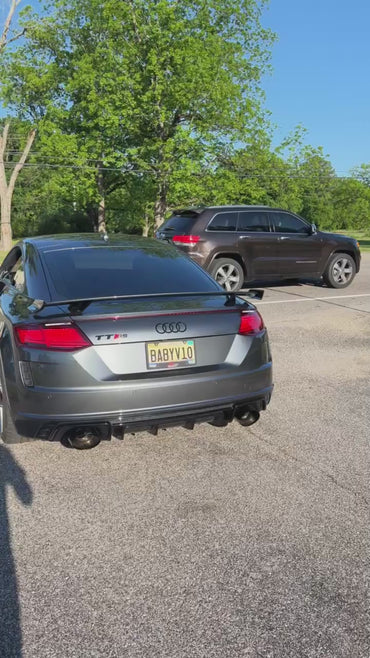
[[28, 289, 264, 312]]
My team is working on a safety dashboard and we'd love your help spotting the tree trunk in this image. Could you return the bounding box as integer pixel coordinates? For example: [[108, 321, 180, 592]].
[[154, 180, 168, 231], [96, 164, 106, 233], [87, 203, 98, 232], [142, 213, 150, 237], [0, 195, 12, 252], [0, 0, 23, 55], [98, 196, 106, 233], [0, 122, 36, 252]]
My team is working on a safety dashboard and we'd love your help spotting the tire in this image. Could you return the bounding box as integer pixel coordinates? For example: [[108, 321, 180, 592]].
[[323, 252, 356, 288], [210, 258, 244, 292]]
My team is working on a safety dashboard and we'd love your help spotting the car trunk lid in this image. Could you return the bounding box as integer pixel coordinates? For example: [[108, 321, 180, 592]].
[[69, 297, 244, 377]]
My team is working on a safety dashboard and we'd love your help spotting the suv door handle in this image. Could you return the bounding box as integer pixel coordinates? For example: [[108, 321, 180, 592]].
[[239, 235, 250, 239], [278, 236, 290, 240]]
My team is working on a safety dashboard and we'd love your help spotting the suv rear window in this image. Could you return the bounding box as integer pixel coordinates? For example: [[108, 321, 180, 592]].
[[159, 215, 197, 233], [42, 246, 219, 299]]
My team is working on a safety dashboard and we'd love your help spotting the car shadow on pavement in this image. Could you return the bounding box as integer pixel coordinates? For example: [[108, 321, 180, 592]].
[[0, 443, 33, 658], [240, 277, 324, 291]]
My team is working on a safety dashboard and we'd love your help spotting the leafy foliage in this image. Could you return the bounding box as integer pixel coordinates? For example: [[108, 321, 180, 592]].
[[1, 1, 370, 238]]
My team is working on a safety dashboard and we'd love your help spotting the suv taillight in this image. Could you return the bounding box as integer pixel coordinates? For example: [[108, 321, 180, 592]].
[[238, 311, 264, 335], [15, 324, 91, 351], [172, 235, 200, 246]]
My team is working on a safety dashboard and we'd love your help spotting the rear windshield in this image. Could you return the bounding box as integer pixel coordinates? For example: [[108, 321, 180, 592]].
[[158, 215, 197, 233], [42, 246, 219, 299]]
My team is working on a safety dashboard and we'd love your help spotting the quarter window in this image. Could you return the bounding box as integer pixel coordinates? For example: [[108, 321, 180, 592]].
[[272, 213, 309, 234], [13, 260, 25, 291], [0, 248, 25, 293], [207, 212, 238, 231], [238, 212, 270, 232]]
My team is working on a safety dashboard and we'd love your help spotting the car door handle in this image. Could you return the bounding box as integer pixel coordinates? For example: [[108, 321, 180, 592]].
[[239, 235, 250, 239], [278, 236, 290, 240]]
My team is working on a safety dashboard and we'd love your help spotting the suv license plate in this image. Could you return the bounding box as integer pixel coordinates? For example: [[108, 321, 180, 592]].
[[146, 340, 196, 370]]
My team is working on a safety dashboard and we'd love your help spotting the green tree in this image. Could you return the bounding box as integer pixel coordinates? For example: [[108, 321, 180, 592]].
[[0, 2, 37, 251], [209, 145, 302, 210], [292, 146, 336, 229], [1, 0, 275, 231], [331, 177, 370, 231], [352, 163, 370, 188]]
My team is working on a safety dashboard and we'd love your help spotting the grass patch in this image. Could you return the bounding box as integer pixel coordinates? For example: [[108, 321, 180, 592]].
[[0, 239, 19, 264], [333, 230, 370, 252]]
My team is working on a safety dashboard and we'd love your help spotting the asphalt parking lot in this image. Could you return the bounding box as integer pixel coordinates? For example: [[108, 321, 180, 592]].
[[1, 256, 369, 658]]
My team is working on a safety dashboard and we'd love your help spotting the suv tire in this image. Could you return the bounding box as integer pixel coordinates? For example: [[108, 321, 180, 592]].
[[323, 252, 356, 288], [210, 258, 244, 292]]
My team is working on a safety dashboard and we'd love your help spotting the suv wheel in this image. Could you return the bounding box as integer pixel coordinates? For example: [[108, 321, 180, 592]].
[[323, 253, 356, 288], [210, 258, 244, 292]]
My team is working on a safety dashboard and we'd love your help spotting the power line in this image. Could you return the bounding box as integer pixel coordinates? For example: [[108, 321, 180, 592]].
[[2, 162, 145, 172], [1, 161, 357, 179], [2, 154, 358, 177], [4, 151, 114, 162]]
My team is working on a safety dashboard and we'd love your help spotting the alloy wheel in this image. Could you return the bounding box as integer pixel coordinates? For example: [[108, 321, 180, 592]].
[[332, 258, 353, 285], [214, 264, 241, 291]]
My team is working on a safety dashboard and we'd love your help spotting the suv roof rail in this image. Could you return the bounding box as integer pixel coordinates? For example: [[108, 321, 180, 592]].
[[172, 207, 205, 216], [206, 205, 271, 209], [171, 205, 273, 215]]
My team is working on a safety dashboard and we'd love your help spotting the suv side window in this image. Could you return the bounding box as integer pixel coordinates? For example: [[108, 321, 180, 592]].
[[207, 212, 238, 231], [271, 212, 310, 234], [238, 212, 270, 232]]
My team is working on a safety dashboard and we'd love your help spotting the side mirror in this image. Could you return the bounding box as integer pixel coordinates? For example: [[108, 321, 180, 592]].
[[310, 223, 317, 234]]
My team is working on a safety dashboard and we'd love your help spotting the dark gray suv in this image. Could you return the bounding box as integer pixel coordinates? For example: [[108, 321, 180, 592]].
[[157, 205, 361, 291]]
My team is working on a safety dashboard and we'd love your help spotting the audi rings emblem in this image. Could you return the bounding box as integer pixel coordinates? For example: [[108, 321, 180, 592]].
[[155, 321, 187, 334]]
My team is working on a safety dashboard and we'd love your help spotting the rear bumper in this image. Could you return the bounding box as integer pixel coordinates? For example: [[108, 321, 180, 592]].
[[12, 363, 273, 440], [16, 387, 272, 441]]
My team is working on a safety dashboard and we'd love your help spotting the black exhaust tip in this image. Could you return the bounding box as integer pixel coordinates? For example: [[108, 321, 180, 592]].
[[209, 415, 229, 428], [62, 426, 102, 450], [235, 409, 260, 427]]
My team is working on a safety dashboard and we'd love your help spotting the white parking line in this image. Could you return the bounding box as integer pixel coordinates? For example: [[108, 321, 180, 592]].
[[255, 293, 370, 305]]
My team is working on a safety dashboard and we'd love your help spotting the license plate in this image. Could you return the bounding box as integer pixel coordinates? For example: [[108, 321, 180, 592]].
[[146, 339, 196, 370]]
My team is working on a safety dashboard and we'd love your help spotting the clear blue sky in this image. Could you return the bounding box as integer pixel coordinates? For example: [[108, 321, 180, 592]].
[[262, 0, 370, 174]]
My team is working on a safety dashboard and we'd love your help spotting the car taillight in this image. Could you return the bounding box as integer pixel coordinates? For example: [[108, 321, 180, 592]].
[[15, 324, 91, 351], [172, 235, 200, 246], [238, 311, 264, 335]]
